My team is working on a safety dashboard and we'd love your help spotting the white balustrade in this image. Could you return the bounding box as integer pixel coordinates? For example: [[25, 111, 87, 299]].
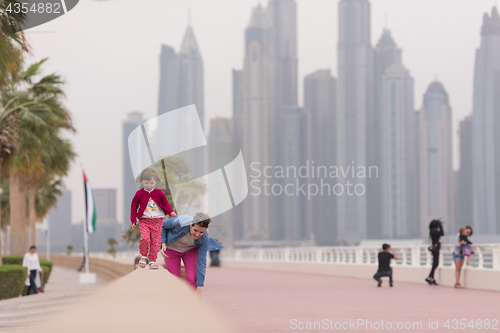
[[221, 244, 500, 270]]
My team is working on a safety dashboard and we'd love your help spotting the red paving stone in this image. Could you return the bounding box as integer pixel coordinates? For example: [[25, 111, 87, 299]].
[[203, 267, 500, 333]]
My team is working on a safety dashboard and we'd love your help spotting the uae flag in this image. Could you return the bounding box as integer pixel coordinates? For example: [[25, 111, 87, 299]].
[[83, 170, 97, 233]]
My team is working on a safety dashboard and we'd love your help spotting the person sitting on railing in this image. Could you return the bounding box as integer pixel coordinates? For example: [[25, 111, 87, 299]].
[[373, 244, 398, 287], [160, 212, 223, 297]]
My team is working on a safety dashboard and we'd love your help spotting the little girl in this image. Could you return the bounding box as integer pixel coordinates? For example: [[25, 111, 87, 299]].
[[131, 167, 176, 269], [459, 227, 474, 268]]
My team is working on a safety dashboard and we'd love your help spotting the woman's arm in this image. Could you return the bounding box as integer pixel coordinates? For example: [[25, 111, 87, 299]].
[[196, 242, 208, 287]]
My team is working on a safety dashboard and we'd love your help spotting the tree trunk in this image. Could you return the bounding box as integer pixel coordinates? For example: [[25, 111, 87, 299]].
[[10, 173, 27, 255], [0, 163, 2, 265], [28, 183, 36, 247]]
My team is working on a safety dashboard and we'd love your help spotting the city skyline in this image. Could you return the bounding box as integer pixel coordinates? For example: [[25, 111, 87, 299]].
[[24, 0, 496, 228]]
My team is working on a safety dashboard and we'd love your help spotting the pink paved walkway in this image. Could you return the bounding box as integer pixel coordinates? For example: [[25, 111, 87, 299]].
[[203, 267, 500, 332]]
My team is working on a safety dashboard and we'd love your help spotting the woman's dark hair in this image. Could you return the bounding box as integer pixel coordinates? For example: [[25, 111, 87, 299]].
[[429, 219, 442, 230], [465, 225, 473, 236], [29, 245, 36, 250], [192, 212, 211, 228]]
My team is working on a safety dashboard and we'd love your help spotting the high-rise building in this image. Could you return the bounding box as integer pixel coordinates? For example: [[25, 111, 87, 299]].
[[337, 0, 374, 244], [280, 106, 309, 241], [379, 63, 415, 238], [472, 7, 500, 234], [267, 0, 298, 241], [304, 69, 337, 245], [123, 112, 145, 229], [207, 118, 234, 247], [158, 45, 178, 117], [371, 29, 402, 239], [241, 4, 271, 241], [419, 81, 454, 236], [456, 115, 473, 230], [156, 22, 205, 181], [232, 69, 244, 148], [38, 188, 72, 253], [93, 189, 118, 223]]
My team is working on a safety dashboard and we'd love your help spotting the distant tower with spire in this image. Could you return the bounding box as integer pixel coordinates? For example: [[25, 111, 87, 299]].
[[158, 10, 204, 128], [472, 7, 500, 234]]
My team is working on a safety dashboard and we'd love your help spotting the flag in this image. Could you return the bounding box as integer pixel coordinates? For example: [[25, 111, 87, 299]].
[[83, 170, 97, 233]]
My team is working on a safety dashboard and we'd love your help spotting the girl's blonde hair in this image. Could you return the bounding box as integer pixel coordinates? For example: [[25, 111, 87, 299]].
[[459, 227, 467, 235], [139, 167, 161, 182]]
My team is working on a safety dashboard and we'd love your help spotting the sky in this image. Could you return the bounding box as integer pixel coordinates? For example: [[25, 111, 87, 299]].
[[24, 0, 497, 224]]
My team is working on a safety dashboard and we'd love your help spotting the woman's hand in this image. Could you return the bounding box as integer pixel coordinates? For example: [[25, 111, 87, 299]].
[[131, 222, 137, 230], [160, 243, 169, 258], [170, 211, 177, 217]]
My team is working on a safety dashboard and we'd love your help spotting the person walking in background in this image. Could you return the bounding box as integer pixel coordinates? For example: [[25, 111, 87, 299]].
[[373, 244, 398, 287], [426, 219, 444, 285], [22, 246, 44, 295], [453, 227, 469, 288], [130, 167, 176, 269]]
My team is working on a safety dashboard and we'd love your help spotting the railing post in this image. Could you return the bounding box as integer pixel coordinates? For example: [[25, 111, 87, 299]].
[[492, 245, 499, 270], [411, 246, 419, 267], [284, 248, 290, 263], [355, 248, 363, 264], [316, 248, 323, 263]]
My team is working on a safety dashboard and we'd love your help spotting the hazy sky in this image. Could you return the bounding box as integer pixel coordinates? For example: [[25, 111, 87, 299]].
[[25, 0, 496, 224]]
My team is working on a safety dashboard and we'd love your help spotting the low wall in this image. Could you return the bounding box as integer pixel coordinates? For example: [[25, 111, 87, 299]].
[[39, 254, 134, 281], [35, 268, 236, 333], [221, 261, 500, 292]]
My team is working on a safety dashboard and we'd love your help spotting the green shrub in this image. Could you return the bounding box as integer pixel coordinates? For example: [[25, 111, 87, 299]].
[[2, 255, 23, 266], [0, 265, 26, 300], [3, 255, 53, 292]]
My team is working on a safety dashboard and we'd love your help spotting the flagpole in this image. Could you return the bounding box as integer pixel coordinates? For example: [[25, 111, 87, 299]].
[[82, 214, 89, 275], [80, 165, 96, 284]]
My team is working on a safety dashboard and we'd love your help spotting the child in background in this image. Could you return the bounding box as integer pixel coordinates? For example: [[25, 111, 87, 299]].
[[130, 167, 176, 269], [459, 227, 474, 268]]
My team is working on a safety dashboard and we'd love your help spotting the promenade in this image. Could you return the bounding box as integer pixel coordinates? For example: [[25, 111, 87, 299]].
[[1, 264, 499, 332], [204, 267, 500, 332], [0, 266, 107, 332]]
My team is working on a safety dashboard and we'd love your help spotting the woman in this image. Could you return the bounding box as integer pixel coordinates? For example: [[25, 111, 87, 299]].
[[426, 219, 444, 285], [22, 245, 44, 295], [160, 212, 223, 296], [453, 227, 469, 288]]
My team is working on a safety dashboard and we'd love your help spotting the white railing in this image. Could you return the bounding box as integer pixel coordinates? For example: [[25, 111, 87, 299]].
[[221, 244, 500, 270]]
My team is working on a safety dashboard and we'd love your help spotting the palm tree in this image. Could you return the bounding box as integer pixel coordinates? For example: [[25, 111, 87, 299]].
[[0, 0, 30, 86], [3, 59, 75, 255]]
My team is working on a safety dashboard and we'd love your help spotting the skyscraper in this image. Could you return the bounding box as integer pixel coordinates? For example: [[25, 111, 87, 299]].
[[472, 7, 500, 234], [158, 45, 177, 117], [419, 81, 454, 236], [280, 107, 309, 241], [156, 22, 205, 181], [456, 115, 473, 230], [371, 29, 402, 239], [242, 4, 271, 241], [44, 188, 72, 253], [304, 69, 337, 245], [267, 0, 298, 241], [379, 63, 415, 238], [337, 0, 374, 244], [208, 118, 234, 247]]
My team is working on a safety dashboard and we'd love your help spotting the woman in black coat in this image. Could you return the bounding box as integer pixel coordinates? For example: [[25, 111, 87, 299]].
[[426, 219, 444, 285]]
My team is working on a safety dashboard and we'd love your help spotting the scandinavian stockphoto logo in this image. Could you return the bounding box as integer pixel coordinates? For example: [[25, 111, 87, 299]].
[[7, 0, 79, 30], [127, 105, 248, 219]]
